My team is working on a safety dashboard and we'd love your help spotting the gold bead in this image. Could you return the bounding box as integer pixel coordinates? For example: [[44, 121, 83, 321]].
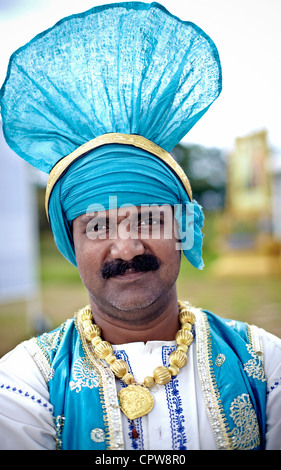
[[169, 350, 187, 368], [179, 301, 189, 310], [176, 329, 193, 346], [143, 376, 155, 389], [110, 359, 129, 378], [84, 323, 101, 341], [122, 373, 135, 385], [80, 307, 92, 322], [153, 366, 172, 385], [179, 309, 196, 326], [92, 336, 102, 347], [94, 340, 113, 359], [177, 344, 189, 353], [168, 365, 179, 376], [181, 322, 192, 331], [105, 353, 116, 365]]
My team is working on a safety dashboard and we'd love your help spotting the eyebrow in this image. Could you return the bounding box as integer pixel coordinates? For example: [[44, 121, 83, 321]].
[[80, 208, 168, 227], [79, 214, 100, 226]]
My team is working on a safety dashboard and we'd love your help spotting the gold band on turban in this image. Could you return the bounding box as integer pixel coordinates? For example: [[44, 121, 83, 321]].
[[45, 133, 192, 220]]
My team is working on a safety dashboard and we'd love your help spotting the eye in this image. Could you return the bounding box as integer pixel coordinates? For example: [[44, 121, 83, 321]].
[[87, 222, 107, 232], [88, 223, 99, 232], [139, 216, 162, 227], [86, 218, 109, 239]]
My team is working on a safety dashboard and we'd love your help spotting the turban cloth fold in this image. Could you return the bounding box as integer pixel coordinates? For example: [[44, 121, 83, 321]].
[[0, 2, 222, 269]]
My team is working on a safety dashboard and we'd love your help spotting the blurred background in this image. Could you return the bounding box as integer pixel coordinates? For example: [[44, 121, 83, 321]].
[[1, 0, 281, 357]]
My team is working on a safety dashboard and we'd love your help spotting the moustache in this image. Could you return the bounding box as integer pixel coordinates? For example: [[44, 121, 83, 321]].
[[101, 254, 160, 279]]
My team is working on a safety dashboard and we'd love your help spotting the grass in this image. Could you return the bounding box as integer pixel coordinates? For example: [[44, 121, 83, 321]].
[[0, 212, 280, 357]]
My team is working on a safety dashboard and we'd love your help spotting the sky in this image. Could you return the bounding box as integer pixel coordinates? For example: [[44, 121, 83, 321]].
[[0, 0, 280, 152]]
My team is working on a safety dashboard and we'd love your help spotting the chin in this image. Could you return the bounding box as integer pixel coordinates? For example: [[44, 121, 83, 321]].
[[92, 288, 165, 325], [109, 294, 158, 312]]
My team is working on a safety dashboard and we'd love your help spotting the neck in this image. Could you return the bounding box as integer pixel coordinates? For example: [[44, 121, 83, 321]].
[[89, 289, 180, 344]]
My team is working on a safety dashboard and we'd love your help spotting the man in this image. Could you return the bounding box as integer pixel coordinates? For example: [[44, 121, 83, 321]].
[[0, 3, 280, 450]]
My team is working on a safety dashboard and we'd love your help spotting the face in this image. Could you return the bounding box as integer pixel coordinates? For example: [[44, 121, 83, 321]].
[[72, 204, 181, 326]]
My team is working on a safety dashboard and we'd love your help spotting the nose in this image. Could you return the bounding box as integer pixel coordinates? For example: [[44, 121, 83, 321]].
[[109, 234, 145, 261]]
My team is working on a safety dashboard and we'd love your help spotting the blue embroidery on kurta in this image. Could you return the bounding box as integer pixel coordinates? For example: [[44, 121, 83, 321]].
[[0, 383, 53, 413], [267, 377, 281, 397], [162, 345, 187, 450], [115, 349, 144, 450], [116, 346, 187, 450]]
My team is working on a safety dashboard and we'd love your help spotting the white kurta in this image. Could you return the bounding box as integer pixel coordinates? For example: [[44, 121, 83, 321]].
[[0, 326, 281, 450]]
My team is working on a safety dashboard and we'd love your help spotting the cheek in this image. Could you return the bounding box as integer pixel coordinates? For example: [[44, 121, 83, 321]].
[[74, 238, 103, 282], [151, 238, 181, 276]]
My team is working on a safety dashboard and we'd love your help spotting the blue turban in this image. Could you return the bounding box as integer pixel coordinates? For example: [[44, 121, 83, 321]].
[[0, 2, 222, 269]]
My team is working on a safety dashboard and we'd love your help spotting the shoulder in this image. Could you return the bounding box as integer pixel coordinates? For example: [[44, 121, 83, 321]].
[[258, 328, 281, 387], [24, 317, 77, 382], [0, 342, 48, 396], [193, 305, 281, 379], [256, 328, 281, 450], [0, 317, 76, 391], [201, 308, 281, 352]]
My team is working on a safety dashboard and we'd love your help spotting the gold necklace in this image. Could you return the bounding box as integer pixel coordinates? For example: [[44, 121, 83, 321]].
[[80, 301, 195, 427]]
